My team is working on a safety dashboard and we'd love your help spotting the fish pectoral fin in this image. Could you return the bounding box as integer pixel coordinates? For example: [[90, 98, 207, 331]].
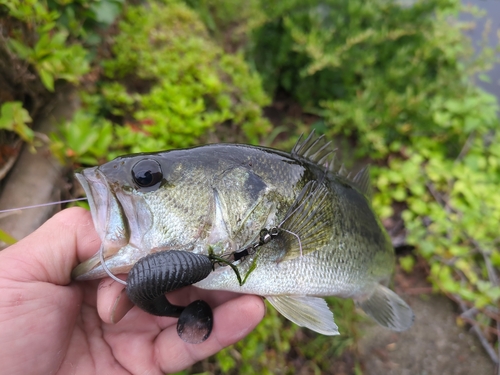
[[71, 251, 102, 279], [71, 243, 125, 280], [279, 180, 333, 261], [357, 284, 415, 332], [266, 295, 339, 335]]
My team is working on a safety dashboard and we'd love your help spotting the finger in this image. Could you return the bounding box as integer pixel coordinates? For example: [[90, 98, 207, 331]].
[[96, 277, 134, 324], [163, 287, 255, 313], [0, 207, 100, 285], [154, 294, 265, 374], [98, 277, 248, 325]]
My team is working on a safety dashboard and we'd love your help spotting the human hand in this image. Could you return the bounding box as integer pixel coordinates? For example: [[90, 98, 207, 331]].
[[0, 207, 265, 374]]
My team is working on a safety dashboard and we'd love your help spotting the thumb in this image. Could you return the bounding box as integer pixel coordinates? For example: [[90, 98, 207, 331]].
[[0, 207, 101, 285]]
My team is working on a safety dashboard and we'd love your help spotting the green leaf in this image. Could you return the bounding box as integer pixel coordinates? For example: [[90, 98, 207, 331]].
[[399, 255, 415, 273], [89, 120, 114, 157], [7, 38, 33, 59], [491, 251, 500, 267], [90, 0, 122, 25], [0, 229, 17, 245], [0, 101, 33, 142], [39, 69, 55, 91]]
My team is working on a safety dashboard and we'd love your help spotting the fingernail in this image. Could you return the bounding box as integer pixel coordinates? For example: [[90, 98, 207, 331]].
[[110, 288, 134, 324]]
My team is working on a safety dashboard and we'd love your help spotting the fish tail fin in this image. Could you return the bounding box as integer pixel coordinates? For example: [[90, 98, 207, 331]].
[[266, 295, 339, 335], [357, 284, 414, 332]]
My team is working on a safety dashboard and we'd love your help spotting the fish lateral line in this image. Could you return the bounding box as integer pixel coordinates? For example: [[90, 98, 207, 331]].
[[0, 197, 88, 214]]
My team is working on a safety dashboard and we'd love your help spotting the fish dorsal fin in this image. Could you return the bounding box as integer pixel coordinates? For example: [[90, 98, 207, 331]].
[[279, 180, 333, 260], [291, 131, 337, 169], [291, 131, 372, 198], [357, 284, 415, 332], [349, 166, 372, 198], [266, 295, 339, 335]]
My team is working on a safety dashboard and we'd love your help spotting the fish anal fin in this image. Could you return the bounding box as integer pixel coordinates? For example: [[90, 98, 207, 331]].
[[267, 295, 339, 335], [279, 180, 333, 260], [357, 284, 415, 332]]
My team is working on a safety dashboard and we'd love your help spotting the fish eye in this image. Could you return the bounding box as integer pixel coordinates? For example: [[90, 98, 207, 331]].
[[132, 159, 163, 191]]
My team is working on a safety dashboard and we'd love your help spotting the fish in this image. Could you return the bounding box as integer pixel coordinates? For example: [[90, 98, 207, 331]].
[[72, 132, 414, 335]]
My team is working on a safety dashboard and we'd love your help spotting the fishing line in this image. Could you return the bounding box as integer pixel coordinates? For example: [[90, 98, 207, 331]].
[[0, 197, 129, 285], [99, 244, 128, 285], [0, 197, 130, 285], [0, 197, 88, 214]]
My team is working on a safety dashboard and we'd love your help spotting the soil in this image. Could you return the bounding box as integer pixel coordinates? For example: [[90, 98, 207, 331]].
[[360, 293, 495, 375], [357, 255, 497, 374]]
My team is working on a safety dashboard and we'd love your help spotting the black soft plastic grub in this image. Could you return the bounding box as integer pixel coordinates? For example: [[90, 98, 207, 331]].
[[126, 250, 213, 344]]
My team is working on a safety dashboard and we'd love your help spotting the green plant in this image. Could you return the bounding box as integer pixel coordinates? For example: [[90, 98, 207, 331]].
[[0, 101, 33, 142], [244, 0, 500, 358], [53, 0, 271, 164], [0, 0, 123, 160], [174, 298, 360, 375], [0, 228, 17, 245], [184, 0, 266, 51], [7, 30, 89, 91], [390, 131, 500, 307], [0, 0, 122, 92], [51, 111, 113, 165]]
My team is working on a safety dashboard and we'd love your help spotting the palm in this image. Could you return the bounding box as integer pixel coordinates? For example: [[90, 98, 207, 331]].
[[0, 208, 264, 375]]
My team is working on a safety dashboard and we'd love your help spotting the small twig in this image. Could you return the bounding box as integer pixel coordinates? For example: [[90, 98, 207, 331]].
[[470, 237, 500, 374], [454, 131, 475, 163], [467, 318, 499, 366], [425, 182, 446, 208], [460, 315, 500, 337], [460, 306, 478, 319], [497, 318, 500, 375], [33, 131, 51, 145], [457, 300, 499, 365], [447, 293, 500, 322], [472, 237, 499, 286]]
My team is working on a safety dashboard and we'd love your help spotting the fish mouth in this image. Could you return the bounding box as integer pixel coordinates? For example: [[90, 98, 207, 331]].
[[76, 167, 130, 251], [72, 167, 131, 279]]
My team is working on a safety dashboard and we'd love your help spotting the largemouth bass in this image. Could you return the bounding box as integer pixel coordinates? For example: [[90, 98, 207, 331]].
[[72, 133, 414, 335]]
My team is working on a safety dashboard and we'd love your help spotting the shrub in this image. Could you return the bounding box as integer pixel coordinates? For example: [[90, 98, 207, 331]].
[[246, 0, 500, 351], [51, 0, 271, 164], [0, 0, 122, 152]]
